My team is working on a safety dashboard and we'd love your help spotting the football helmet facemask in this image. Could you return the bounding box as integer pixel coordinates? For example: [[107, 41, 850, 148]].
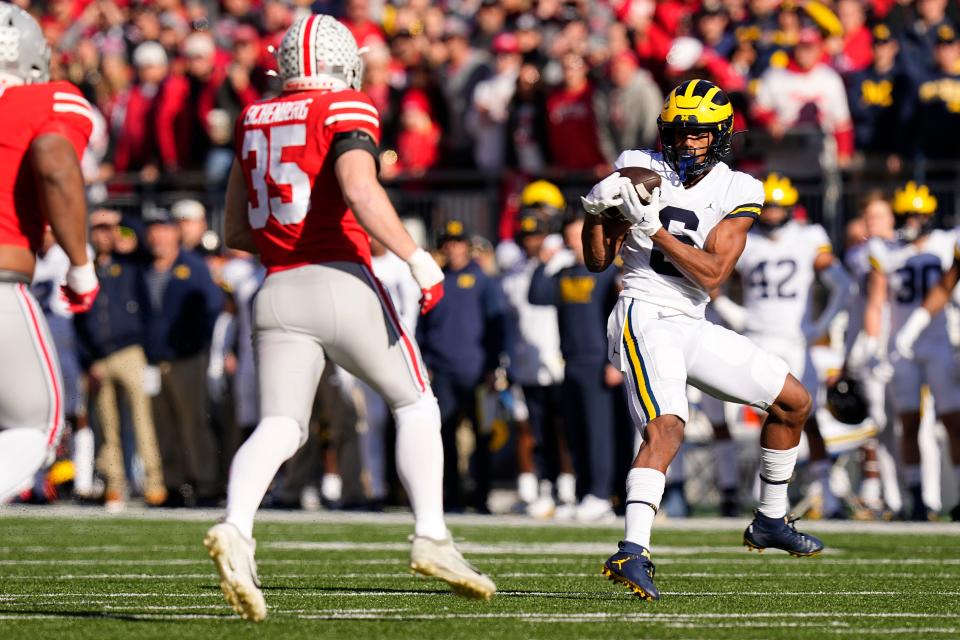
[[657, 79, 734, 182]]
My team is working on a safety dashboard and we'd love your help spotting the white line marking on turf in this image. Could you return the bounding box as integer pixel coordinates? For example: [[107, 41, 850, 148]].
[[267, 541, 809, 555]]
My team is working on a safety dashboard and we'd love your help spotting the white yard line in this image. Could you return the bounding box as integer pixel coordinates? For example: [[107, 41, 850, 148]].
[[4, 503, 960, 535]]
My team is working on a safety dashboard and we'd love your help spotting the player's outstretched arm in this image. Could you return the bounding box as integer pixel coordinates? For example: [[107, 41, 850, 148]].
[[649, 216, 752, 290], [582, 215, 631, 273], [29, 133, 89, 268], [224, 160, 259, 254], [335, 149, 444, 314]]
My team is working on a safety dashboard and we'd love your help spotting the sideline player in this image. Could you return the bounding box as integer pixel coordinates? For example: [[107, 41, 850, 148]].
[[872, 183, 960, 520], [0, 5, 99, 502], [581, 79, 823, 602], [204, 15, 495, 622], [713, 173, 853, 518]]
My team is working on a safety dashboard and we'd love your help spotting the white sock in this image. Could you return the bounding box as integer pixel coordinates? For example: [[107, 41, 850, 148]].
[[860, 477, 882, 510], [518, 472, 538, 504], [394, 397, 447, 540], [757, 446, 799, 519], [715, 439, 739, 491], [557, 473, 577, 505], [72, 427, 95, 494], [624, 468, 666, 549], [905, 464, 922, 488], [321, 473, 342, 502], [0, 429, 50, 503], [225, 416, 301, 539]]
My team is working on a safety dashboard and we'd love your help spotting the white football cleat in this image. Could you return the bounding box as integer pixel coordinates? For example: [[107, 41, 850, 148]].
[[410, 531, 496, 600], [204, 522, 267, 622]]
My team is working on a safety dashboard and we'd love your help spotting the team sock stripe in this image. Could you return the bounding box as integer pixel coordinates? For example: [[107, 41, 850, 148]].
[[622, 301, 660, 420], [759, 474, 790, 485], [626, 499, 658, 513]]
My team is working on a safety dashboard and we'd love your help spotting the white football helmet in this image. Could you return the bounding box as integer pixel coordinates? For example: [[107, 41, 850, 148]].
[[276, 14, 362, 92], [0, 4, 50, 85]]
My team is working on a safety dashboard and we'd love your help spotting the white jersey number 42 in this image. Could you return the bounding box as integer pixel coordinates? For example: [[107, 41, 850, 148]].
[[242, 124, 311, 229]]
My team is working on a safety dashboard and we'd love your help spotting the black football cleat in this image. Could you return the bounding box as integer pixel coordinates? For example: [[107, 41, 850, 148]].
[[601, 541, 660, 601], [743, 510, 824, 557]]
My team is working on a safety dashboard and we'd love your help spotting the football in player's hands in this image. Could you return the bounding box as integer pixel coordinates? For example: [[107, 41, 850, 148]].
[[616, 167, 662, 207]]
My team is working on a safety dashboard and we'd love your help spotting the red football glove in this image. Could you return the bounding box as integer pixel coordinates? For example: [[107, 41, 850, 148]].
[[406, 248, 446, 315], [419, 281, 444, 315], [60, 262, 99, 313]]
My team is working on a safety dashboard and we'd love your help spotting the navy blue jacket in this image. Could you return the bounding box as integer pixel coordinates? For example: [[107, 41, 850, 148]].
[[142, 250, 224, 363], [846, 64, 910, 155], [528, 261, 619, 367], [73, 254, 150, 365], [416, 260, 508, 381]]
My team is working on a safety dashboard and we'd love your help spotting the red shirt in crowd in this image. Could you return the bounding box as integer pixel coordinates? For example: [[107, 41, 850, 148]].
[[545, 83, 605, 171]]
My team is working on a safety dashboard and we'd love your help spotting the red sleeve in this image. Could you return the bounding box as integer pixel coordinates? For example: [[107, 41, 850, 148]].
[[834, 126, 854, 158], [154, 75, 189, 170], [323, 90, 381, 144], [36, 83, 94, 160]]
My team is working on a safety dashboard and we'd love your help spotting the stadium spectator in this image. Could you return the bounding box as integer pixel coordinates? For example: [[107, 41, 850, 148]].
[[341, 0, 385, 49], [904, 24, 960, 171], [505, 60, 551, 175], [753, 25, 855, 167], [416, 219, 509, 513], [109, 41, 167, 178], [155, 31, 217, 173], [546, 52, 606, 173], [899, 0, 957, 78], [171, 199, 209, 255], [831, 0, 874, 74], [74, 209, 166, 512], [595, 50, 663, 164], [387, 90, 441, 177], [439, 16, 490, 169], [142, 209, 224, 506], [847, 23, 909, 170], [468, 32, 522, 172]]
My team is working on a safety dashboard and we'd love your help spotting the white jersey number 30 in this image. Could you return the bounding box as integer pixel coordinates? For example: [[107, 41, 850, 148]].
[[242, 124, 311, 229]]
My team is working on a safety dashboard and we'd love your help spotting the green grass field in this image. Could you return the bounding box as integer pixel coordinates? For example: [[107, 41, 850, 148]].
[[1, 507, 959, 639]]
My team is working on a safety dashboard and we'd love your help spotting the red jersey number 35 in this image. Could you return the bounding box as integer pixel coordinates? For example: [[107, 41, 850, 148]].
[[242, 124, 311, 229]]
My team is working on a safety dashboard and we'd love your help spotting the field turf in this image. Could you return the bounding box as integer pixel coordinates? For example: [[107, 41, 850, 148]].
[[1, 507, 959, 639]]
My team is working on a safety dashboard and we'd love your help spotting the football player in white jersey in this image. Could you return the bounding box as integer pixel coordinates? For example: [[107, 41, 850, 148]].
[[581, 80, 822, 602], [880, 183, 960, 520], [843, 196, 901, 518], [862, 183, 960, 519], [713, 173, 853, 518]]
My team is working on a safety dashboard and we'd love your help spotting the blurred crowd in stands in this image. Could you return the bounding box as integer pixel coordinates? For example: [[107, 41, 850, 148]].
[[13, 0, 960, 520]]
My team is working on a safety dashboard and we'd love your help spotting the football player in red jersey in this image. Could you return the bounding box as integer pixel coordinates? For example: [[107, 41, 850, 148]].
[[204, 15, 495, 621], [0, 5, 98, 503]]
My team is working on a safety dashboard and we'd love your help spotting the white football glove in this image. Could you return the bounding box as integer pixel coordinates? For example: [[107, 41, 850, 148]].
[[580, 173, 630, 216], [894, 307, 931, 361], [406, 248, 446, 315], [618, 183, 662, 236]]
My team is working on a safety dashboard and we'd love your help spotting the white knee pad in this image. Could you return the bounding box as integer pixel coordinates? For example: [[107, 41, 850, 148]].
[[256, 415, 307, 452], [0, 429, 50, 503], [393, 394, 441, 433]]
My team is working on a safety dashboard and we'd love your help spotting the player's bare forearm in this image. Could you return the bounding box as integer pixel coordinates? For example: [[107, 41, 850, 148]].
[[922, 260, 960, 316], [649, 216, 751, 291], [29, 134, 88, 266], [336, 149, 417, 260], [224, 161, 259, 254], [583, 215, 629, 272], [864, 270, 886, 338]]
